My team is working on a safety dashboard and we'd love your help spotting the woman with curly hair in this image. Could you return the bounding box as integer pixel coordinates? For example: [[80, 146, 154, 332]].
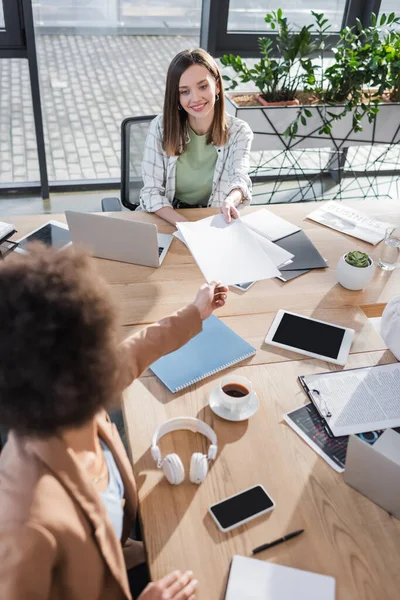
[[0, 244, 228, 600]]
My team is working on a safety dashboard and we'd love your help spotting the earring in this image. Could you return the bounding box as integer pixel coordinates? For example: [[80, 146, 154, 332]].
[[215, 94, 220, 101], [178, 104, 182, 111]]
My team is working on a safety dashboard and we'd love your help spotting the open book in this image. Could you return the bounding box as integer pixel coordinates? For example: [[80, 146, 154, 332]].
[[225, 555, 335, 600], [307, 201, 395, 245]]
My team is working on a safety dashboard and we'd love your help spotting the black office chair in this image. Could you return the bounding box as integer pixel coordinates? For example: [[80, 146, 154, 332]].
[[102, 114, 157, 212]]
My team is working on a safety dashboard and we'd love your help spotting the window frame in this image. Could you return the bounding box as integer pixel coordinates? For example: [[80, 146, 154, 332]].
[[200, 0, 383, 58], [0, 0, 23, 48]]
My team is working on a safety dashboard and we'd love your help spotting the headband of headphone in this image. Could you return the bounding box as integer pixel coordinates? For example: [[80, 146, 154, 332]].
[[151, 417, 218, 465]]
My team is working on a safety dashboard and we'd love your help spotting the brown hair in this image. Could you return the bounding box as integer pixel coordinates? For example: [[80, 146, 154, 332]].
[[0, 244, 124, 436], [163, 48, 227, 156]]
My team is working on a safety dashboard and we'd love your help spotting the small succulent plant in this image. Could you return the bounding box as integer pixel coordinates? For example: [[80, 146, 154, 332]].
[[345, 251, 370, 268]]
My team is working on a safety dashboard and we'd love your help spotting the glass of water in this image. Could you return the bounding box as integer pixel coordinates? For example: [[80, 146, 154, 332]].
[[379, 227, 400, 271]]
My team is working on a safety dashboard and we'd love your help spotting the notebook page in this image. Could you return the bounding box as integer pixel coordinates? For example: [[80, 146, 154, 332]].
[[303, 363, 400, 436], [241, 209, 300, 242], [177, 214, 280, 285], [225, 556, 335, 600]]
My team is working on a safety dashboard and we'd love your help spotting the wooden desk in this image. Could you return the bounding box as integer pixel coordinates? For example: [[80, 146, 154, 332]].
[[10, 200, 400, 599]]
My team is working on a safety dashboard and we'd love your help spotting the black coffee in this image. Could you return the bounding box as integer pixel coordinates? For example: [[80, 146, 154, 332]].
[[222, 383, 250, 398]]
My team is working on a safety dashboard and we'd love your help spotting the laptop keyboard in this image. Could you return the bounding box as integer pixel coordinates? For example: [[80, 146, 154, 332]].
[[158, 246, 164, 257]]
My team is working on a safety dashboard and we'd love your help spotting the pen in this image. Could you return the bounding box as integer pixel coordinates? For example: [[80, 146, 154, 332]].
[[251, 529, 305, 555]]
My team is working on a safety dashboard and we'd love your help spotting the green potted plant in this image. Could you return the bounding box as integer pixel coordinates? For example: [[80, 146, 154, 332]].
[[221, 9, 318, 107], [221, 9, 400, 152], [336, 250, 375, 290]]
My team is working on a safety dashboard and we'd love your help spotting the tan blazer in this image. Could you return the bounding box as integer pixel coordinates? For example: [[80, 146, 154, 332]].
[[0, 305, 202, 600]]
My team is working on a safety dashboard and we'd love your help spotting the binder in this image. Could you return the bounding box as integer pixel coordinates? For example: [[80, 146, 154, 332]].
[[149, 315, 256, 393], [299, 362, 400, 436]]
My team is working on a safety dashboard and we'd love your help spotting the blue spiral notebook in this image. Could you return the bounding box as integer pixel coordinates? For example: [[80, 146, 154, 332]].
[[149, 315, 256, 393]]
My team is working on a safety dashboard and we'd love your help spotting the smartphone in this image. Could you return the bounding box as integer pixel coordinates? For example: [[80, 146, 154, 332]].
[[209, 484, 275, 532], [231, 281, 256, 292]]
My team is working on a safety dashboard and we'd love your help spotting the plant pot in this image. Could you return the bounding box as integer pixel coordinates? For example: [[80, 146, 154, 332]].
[[336, 254, 375, 290], [226, 93, 400, 152], [256, 94, 300, 107]]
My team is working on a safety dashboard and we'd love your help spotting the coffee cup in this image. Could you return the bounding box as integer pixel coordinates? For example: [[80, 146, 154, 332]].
[[218, 375, 253, 413]]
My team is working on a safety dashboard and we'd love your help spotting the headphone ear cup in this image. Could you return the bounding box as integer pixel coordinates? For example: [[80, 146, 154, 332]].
[[162, 453, 185, 485], [189, 452, 208, 484]]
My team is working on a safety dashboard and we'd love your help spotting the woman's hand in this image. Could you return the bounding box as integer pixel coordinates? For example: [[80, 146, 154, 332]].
[[220, 189, 243, 223], [220, 197, 240, 224], [193, 281, 228, 320], [138, 570, 198, 600]]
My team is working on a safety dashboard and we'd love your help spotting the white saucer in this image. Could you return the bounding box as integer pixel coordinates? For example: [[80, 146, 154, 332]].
[[208, 387, 260, 422]]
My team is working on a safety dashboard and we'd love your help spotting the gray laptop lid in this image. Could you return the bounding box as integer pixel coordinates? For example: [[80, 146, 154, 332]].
[[65, 210, 160, 267], [344, 431, 400, 519]]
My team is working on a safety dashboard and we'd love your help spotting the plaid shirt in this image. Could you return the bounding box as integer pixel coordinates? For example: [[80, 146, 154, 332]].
[[139, 114, 254, 212]]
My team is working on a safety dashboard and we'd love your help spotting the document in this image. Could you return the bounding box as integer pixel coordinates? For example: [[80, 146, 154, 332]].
[[301, 362, 400, 436], [241, 209, 300, 242], [177, 214, 280, 285], [174, 225, 293, 270], [225, 555, 335, 600], [307, 201, 395, 245]]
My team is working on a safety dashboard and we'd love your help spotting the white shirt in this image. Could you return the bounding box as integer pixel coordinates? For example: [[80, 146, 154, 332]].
[[139, 113, 254, 212], [381, 296, 400, 360]]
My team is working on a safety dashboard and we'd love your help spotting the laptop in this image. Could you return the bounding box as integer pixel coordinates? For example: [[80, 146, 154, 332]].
[[65, 210, 173, 267]]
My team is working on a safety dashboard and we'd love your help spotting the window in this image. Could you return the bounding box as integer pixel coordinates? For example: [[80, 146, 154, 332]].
[[0, 2, 5, 29], [227, 1, 347, 32]]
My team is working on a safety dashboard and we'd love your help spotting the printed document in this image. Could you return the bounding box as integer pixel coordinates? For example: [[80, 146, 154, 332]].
[[302, 362, 400, 436], [177, 214, 280, 285], [307, 201, 395, 245]]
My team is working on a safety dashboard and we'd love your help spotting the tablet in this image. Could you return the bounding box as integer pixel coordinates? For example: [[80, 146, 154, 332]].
[[265, 310, 354, 365], [15, 221, 71, 254]]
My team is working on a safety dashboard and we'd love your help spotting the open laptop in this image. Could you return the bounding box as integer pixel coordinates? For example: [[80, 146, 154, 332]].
[[65, 210, 172, 267]]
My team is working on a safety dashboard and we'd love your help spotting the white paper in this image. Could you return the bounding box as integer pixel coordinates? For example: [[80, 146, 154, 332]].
[[177, 214, 280, 285], [303, 362, 400, 436], [241, 209, 300, 242], [0, 221, 15, 239], [307, 201, 395, 245], [174, 225, 293, 269], [225, 556, 335, 600]]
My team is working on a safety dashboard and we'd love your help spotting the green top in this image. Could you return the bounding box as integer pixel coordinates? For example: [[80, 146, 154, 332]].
[[175, 126, 218, 206]]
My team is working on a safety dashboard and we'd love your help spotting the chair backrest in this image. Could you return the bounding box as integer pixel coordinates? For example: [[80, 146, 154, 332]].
[[121, 115, 157, 210]]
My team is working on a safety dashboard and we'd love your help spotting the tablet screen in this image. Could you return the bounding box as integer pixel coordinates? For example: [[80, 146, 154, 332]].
[[272, 312, 345, 359], [19, 223, 70, 250]]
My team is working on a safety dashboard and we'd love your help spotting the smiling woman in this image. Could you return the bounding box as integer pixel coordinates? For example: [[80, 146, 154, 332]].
[[139, 48, 254, 226]]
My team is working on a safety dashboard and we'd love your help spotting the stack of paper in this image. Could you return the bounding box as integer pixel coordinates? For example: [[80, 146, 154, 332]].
[[177, 214, 280, 285]]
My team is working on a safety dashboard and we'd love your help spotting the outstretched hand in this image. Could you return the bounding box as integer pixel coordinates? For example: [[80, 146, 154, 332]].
[[193, 281, 228, 320], [220, 198, 240, 224]]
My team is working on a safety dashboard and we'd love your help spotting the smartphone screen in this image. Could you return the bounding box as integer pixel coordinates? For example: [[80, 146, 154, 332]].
[[209, 485, 274, 531], [272, 312, 345, 359]]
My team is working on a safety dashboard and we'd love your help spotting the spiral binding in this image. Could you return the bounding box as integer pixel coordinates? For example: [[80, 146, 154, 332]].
[[173, 349, 256, 392]]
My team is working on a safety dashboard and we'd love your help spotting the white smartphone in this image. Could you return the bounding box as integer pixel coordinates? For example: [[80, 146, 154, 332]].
[[265, 309, 354, 366], [231, 281, 256, 292], [15, 220, 71, 254], [209, 484, 275, 532]]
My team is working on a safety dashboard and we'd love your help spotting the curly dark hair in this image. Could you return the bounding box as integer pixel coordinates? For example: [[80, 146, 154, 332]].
[[0, 243, 123, 435]]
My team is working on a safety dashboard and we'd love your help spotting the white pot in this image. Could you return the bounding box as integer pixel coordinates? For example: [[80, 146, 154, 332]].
[[336, 254, 375, 290], [225, 94, 400, 152]]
